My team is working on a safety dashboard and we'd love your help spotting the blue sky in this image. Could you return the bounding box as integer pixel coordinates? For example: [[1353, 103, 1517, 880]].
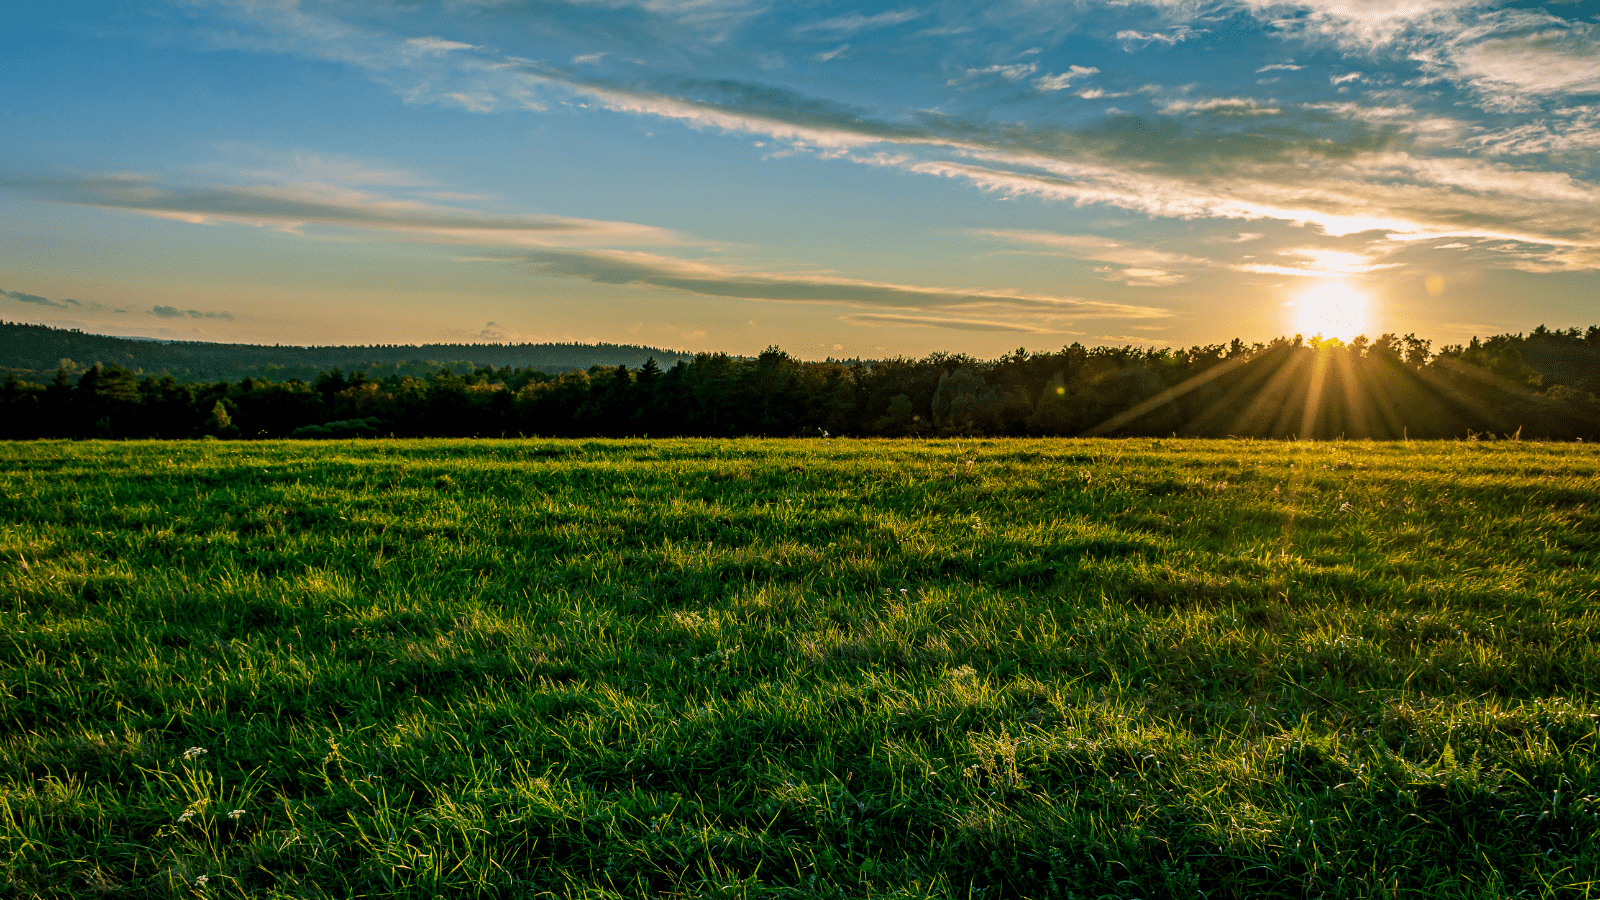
[[3, 0, 1597, 358]]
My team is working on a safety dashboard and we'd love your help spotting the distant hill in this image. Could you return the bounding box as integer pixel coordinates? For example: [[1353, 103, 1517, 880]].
[[0, 321, 697, 383]]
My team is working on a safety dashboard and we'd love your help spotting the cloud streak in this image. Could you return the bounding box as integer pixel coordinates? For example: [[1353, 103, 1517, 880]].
[[2, 288, 80, 308], [841, 313, 1068, 334], [491, 247, 1166, 322], [793, 9, 921, 36], [973, 229, 1208, 285], [1034, 65, 1099, 91], [153, 305, 234, 320], [3, 174, 685, 248]]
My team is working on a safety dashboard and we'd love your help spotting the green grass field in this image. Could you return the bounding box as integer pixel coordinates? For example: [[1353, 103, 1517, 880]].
[[2, 438, 1598, 899]]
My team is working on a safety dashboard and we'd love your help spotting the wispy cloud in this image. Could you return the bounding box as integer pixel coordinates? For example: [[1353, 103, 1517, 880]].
[[840, 312, 1069, 333], [2, 288, 80, 308], [488, 247, 1167, 321], [974, 230, 1207, 267], [975, 229, 1212, 287], [947, 62, 1038, 87], [1034, 65, 1099, 92], [1233, 247, 1398, 277], [1195, 1, 1600, 113], [217, 145, 432, 187], [1116, 26, 1204, 47], [1469, 108, 1600, 157], [1438, 15, 1600, 106], [792, 9, 921, 36], [1095, 266, 1188, 287], [3, 173, 685, 248], [153, 305, 234, 320], [1226, 0, 1489, 51], [403, 37, 474, 55], [1158, 97, 1281, 116]]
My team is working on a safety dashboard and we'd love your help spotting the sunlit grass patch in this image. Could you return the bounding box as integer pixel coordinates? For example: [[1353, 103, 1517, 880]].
[[1, 437, 1597, 897]]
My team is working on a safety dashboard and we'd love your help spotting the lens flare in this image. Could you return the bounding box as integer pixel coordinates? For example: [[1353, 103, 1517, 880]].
[[1291, 281, 1371, 342]]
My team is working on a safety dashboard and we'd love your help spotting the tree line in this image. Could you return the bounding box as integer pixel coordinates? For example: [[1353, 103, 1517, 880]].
[[3, 326, 1597, 441], [0, 321, 694, 383]]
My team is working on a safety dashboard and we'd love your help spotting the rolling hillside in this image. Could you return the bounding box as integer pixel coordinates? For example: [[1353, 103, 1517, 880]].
[[0, 321, 696, 383]]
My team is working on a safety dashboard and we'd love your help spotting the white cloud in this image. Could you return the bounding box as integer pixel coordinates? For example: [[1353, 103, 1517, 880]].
[[1116, 26, 1204, 47], [404, 37, 475, 54], [1120, 0, 1598, 121], [1233, 247, 1397, 277], [1231, 0, 1489, 51], [1158, 97, 1281, 115], [1193, 2, 1600, 113], [896, 144, 1600, 261], [1300, 101, 1415, 121], [1096, 266, 1188, 286], [1034, 65, 1100, 91], [575, 84, 893, 150], [1443, 20, 1600, 103], [793, 9, 921, 36], [947, 62, 1038, 86], [1470, 108, 1600, 156]]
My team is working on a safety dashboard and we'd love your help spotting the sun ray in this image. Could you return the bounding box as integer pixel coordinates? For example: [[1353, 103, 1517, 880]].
[[1298, 346, 1333, 439], [1332, 347, 1380, 438], [1183, 352, 1287, 436], [1228, 347, 1312, 437], [1079, 356, 1252, 437]]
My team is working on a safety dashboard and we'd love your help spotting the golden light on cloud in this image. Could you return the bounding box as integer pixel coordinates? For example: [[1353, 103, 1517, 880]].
[[1291, 280, 1372, 342]]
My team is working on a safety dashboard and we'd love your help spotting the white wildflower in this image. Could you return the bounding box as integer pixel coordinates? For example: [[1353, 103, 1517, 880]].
[[228, 809, 245, 820], [182, 747, 207, 760]]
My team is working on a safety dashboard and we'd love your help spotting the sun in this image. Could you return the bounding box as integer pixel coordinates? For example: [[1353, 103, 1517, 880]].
[[1291, 280, 1372, 343]]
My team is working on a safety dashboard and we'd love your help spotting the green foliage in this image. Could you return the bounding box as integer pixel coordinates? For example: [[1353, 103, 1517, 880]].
[[205, 401, 235, 438], [47, 317, 1600, 440], [5, 332, 1600, 441], [1, 437, 1598, 897]]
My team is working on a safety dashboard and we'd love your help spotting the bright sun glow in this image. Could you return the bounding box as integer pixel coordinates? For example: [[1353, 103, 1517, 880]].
[[1291, 280, 1372, 342]]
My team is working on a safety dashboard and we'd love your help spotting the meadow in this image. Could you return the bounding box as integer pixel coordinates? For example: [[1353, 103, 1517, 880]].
[[1, 437, 1597, 899]]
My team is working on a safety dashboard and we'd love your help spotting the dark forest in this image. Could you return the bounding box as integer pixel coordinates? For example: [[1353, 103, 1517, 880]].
[[4, 325, 1597, 441]]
